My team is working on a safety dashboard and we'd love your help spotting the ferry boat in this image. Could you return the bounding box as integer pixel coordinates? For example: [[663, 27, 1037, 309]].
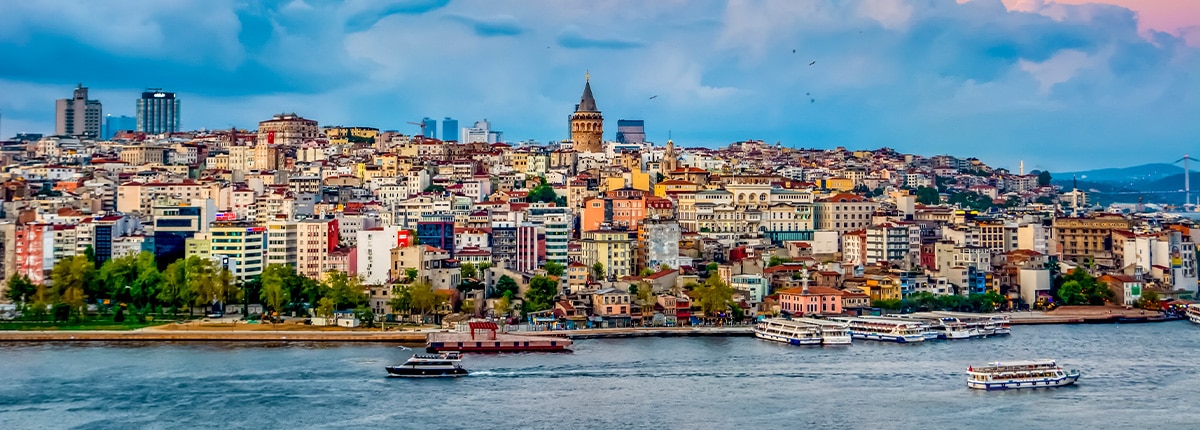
[[891, 315, 972, 339], [792, 317, 852, 345], [754, 318, 824, 345], [830, 317, 926, 343], [1188, 304, 1200, 325], [966, 359, 1080, 390], [386, 352, 469, 378]]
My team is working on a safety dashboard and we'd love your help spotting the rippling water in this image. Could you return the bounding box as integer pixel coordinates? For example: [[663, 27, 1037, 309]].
[[2, 322, 1198, 430]]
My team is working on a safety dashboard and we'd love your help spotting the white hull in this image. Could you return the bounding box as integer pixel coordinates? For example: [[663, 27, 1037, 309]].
[[941, 329, 972, 340], [821, 335, 852, 345], [755, 331, 822, 345], [850, 332, 925, 343], [967, 373, 1079, 390], [1188, 313, 1200, 325]]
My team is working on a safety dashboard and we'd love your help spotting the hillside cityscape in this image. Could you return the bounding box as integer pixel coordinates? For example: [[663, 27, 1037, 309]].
[[0, 77, 1195, 328]]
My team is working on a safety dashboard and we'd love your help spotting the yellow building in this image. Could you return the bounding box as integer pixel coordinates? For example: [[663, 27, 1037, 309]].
[[654, 179, 699, 197], [819, 177, 855, 191], [862, 275, 902, 302], [630, 167, 651, 192], [324, 126, 380, 145], [581, 229, 635, 281]]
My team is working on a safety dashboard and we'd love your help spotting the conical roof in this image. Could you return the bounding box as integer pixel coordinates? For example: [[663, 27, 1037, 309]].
[[577, 79, 598, 112]]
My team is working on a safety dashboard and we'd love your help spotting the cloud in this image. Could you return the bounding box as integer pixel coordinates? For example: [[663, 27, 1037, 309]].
[[446, 14, 523, 37], [556, 26, 645, 49], [342, 0, 451, 32]]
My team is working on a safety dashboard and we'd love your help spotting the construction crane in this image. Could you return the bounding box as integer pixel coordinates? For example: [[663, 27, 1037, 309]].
[[407, 121, 427, 143]]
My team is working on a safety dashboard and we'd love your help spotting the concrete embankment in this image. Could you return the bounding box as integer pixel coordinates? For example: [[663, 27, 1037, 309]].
[[0, 330, 428, 343], [519, 327, 754, 339]]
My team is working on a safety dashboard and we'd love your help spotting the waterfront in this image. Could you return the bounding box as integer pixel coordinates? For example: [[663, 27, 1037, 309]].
[[1, 322, 1198, 430]]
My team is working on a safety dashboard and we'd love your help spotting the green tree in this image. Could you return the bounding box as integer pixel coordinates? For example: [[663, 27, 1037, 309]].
[[591, 262, 605, 281], [528, 178, 559, 204], [1057, 280, 1086, 306], [705, 262, 719, 273], [494, 275, 519, 298], [948, 191, 993, 212], [523, 275, 558, 314], [404, 268, 418, 282], [315, 297, 336, 319], [4, 274, 37, 304], [1137, 289, 1161, 310], [299, 275, 327, 306], [640, 267, 654, 277], [495, 293, 512, 317], [354, 305, 377, 328], [873, 299, 903, 310], [478, 262, 492, 271], [460, 262, 477, 280], [693, 275, 734, 320], [544, 261, 565, 277], [915, 186, 940, 205], [1037, 170, 1052, 187], [767, 255, 791, 267], [158, 259, 192, 315], [325, 271, 367, 309], [388, 285, 413, 316], [260, 268, 291, 313], [409, 281, 445, 318], [129, 252, 163, 309]]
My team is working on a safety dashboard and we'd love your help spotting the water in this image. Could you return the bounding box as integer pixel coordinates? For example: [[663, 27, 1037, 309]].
[[2, 322, 1199, 430]]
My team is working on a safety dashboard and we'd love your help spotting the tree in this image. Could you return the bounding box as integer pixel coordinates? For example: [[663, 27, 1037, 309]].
[[523, 275, 558, 314], [544, 261, 565, 277], [409, 281, 444, 318], [424, 184, 445, 193], [640, 267, 654, 277], [915, 186, 940, 205], [388, 285, 413, 316], [129, 252, 163, 309], [159, 259, 192, 315], [528, 179, 559, 204], [495, 293, 512, 317], [705, 262, 719, 273], [260, 272, 291, 314], [693, 275, 734, 320], [494, 275, 519, 298], [633, 281, 655, 314], [591, 262, 605, 281], [325, 271, 367, 309], [1003, 196, 1022, 208], [50, 255, 95, 320], [1037, 170, 1052, 187], [1057, 280, 1086, 306], [404, 268, 418, 283], [1138, 289, 1161, 310], [315, 297, 336, 319], [767, 255, 791, 267], [873, 299, 903, 310], [460, 262, 477, 280], [354, 305, 377, 328], [4, 274, 36, 304], [478, 262, 492, 271]]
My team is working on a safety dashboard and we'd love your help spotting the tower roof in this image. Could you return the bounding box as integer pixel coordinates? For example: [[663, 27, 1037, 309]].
[[577, 77, 598, 112]]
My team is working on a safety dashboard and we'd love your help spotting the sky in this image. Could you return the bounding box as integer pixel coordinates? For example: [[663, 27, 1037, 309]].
[[0, 0, 1197, 172]]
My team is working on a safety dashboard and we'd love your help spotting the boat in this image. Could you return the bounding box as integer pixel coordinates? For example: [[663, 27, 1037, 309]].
[[792, 317, 852, 345], [1188, 304, 1200, 325], [754, 318, 824, 346], [966, 359, 1080, 390], [890, 315, 972, 339], [829, 317, 926, 343], [386, 352, 469, 378]]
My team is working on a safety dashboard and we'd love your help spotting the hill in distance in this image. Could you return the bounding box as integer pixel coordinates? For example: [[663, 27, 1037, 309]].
[[1058, 163, 1182, 185]]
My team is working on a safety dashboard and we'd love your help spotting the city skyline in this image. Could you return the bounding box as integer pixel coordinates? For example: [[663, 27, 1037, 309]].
[[1, 0, 1198, 171]]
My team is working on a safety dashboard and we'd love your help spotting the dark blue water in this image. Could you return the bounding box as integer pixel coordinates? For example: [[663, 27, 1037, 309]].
[[2, 322, 1198, 429]]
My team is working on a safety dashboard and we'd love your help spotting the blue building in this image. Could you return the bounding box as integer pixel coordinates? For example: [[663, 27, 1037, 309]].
[[416, 214, 455, 257], [442, 117, 459, 142], [136, 89, 181, 134], [615, 119, 645, 144], [103, 114, 136, 140], [422, 117, 437, 139]]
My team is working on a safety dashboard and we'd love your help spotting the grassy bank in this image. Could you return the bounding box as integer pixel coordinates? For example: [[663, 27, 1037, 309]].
[[0, 320, 171, 331]]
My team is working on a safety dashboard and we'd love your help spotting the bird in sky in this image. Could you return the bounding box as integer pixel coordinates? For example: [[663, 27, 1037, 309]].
[[810, 99, 815, 103], [806, 92, 810, 96], [649, 95, 658, 100], [809, 61, 816, 66], [792, 49, 796, 53]]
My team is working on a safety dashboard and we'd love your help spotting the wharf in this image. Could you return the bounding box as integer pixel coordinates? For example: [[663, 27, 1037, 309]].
[[519, 326, 753, 339], [0, 330, 427, 343], [1006, 307, 1178, 325]]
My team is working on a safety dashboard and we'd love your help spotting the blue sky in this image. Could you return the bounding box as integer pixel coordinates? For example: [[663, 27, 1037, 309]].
[[0, 0, 1197, 171]]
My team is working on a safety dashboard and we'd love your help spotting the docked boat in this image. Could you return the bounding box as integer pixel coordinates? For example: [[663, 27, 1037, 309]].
[[754, 318, 824, 345], [1188, 304, 1200, 325], [386, 352, 469, 378], [830, 317, 926, 343], [966, 359, 1080, 390], [792, 317, 852, 345], [891, 315, 972, 340]]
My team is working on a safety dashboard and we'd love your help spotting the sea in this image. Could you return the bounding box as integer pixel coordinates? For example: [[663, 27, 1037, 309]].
[[1, 322, 1198, 430]]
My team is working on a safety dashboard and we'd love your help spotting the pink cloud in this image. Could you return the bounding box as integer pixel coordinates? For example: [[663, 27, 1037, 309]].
[[999, 0, 1200, 43]]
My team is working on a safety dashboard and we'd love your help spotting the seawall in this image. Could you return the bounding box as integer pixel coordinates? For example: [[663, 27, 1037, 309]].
[[0, 330, 427, 343]]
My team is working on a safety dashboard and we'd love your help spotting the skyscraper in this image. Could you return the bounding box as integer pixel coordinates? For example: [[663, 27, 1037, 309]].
[[55, 84, 102, 137], [615, 119, 645, 144], [136, 89, 181, 134], [422, 117, 437, 139], [103, 114, 136, 140], [442, 117, 459, 142]]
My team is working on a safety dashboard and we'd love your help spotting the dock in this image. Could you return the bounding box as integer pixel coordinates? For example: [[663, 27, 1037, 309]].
[[426, 322, 572, 352]]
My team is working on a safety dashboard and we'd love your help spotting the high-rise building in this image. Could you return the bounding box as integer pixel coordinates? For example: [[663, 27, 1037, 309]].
[[103, 115, 136, 140], [615, 119, 645, 144], [136, 89, 181, 134], [442, 117, 459, 142], [462, 119, 502, 144], [570, 73, 603, 153], [421, 117, 437, 139], [55, 84, 103, 137]]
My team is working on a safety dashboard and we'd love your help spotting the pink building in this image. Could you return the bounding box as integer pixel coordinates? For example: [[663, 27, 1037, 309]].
[[14, 223, 53, 284], [778, 286, 843, 316]]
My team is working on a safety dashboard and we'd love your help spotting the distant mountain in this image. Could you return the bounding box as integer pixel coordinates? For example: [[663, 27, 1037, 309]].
[[1057, 163, 1182, 185]]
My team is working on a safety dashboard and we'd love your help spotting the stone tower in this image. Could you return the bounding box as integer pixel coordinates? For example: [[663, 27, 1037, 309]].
[[661, 139, 678, 176], [570, 73, 603, 153]]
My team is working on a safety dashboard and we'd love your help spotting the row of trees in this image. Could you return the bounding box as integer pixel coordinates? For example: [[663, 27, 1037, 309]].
[[873, 291, 1008, 313]]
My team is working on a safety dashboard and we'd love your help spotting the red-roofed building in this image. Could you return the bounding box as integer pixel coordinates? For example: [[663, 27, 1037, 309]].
[[778, 286, 843, 316]]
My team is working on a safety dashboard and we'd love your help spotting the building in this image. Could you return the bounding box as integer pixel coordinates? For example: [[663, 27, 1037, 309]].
[[257, 113, 319, 146], [421, 117, 437, 139], [200, 221, 265, 281], [152, 199, 217, 264], [814, 193, 878, 233], [590, 288, 632, 327], [615, 119, 645, 144], [581, 228, 634, 281], [56, 84, 103, 137], [462, 119, 502, 144], [642, 219, 682, 270], [416, 214, 455, 257], [136, 89, 181, 134], [442, 117, 459, 142], [1053, 214, 1134, 267], [778, 286, 844, 316], [297, 219, 338, 279], [266, 221, 298, 268], [358, 227, 401, 285], [730, 274, 768, 304], [569, 75, 603, 153], [103, 115, 136, 140]]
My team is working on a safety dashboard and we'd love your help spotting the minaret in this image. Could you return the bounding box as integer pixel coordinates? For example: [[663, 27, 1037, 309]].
[[570, 72, 604, 153]]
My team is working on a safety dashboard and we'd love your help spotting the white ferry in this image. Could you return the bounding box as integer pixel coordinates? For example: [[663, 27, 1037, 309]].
[[892, 315, 972, 339], [932, 312, 1012, 336], [830, 317, 926, 343], [386, 352, 469, 378], [792, 317, 852, 345], [1188, 304, 1200, 325], [754, 318, 824, 345], [966, 359, 1080, 390]]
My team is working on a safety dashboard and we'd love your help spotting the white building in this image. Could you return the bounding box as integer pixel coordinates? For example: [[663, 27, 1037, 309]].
[[357, 226, 401, 285]]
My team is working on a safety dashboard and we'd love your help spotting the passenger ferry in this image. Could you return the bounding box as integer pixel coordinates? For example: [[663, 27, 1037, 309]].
[[1188, 304, 1200, 325], [966, 359, 1080, 390], [830, 317, 926, 343], [932, 312, 1012, 336], [386, 352, 469, 378], [792, 317, 852, 345], [892, 315, 972, 339], [754, 318, 824, 345]]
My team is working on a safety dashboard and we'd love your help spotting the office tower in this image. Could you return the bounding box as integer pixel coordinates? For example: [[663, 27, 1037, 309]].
[[615, 119, 645, 144], [422, 117, 437, 139], [442, 117, 459, 142], [103, 115, 136, 140], [136, 89, 181, 134], [55, 84, 103, 137]]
